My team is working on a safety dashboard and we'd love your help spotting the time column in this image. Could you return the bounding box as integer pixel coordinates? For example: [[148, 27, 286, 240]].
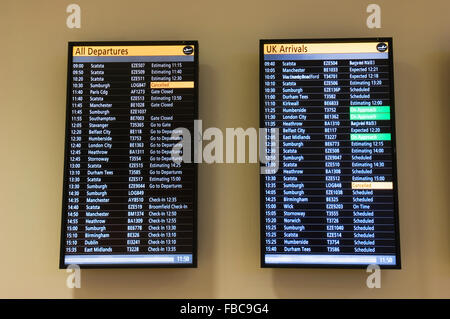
[[262, 60, 278, 253], [65, 62, 87, 254]]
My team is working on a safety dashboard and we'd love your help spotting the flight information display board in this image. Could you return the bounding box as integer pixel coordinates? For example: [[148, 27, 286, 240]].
[[260, 38, 400, 268], [60, 41, 198, 268]]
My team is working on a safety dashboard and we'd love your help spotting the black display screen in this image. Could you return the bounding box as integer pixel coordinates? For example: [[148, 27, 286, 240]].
[[260, 38, 400, 268], [60, 41, 198, 268]]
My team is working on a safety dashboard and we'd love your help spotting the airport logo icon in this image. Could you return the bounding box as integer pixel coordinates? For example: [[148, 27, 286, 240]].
[[376, 42, 388, 52], [183, 46, 194, 55]]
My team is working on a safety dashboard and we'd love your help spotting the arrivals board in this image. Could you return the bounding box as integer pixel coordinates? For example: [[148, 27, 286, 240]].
[[260, 38, 400, 268], [60, 41, 198, 268]]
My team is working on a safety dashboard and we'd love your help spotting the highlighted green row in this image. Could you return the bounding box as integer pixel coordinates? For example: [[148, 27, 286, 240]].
[[350, 113, 391, 120], [350, 106, 390, 113], [350, 133, 391, 141]]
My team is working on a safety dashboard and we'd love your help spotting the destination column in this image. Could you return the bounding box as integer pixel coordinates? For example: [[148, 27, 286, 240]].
[[83, 61, 129, 256]]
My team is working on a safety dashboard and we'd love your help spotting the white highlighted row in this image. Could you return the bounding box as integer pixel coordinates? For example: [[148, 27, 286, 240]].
[[65, 254, 192, 264], [265, 254, 395, 265]]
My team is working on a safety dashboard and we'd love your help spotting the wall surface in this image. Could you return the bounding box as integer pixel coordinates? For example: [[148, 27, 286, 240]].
[[0, 0, 449, 298]]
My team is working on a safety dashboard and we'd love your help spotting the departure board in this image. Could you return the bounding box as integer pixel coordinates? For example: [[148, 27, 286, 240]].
[[260, 38, 400, 268], [60, 41, 198, 268]]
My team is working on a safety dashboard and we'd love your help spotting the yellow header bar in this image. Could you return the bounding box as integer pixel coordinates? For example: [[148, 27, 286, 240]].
[[264, 42, 388, 54], [73, 45, 194, 57]]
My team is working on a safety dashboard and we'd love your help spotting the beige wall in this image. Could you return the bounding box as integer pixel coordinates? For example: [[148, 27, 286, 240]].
[[0, 0, 449, 298]]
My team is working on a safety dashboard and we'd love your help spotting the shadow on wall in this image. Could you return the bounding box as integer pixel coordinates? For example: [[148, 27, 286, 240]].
[[72, 64, 219, 298], [438, 51, 450, 265], [272, 268, 370, 298]]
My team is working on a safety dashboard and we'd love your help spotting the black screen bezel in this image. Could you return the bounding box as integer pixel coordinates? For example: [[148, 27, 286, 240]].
[[259, 37, 401, 269], [59, 41, 198, 269]]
